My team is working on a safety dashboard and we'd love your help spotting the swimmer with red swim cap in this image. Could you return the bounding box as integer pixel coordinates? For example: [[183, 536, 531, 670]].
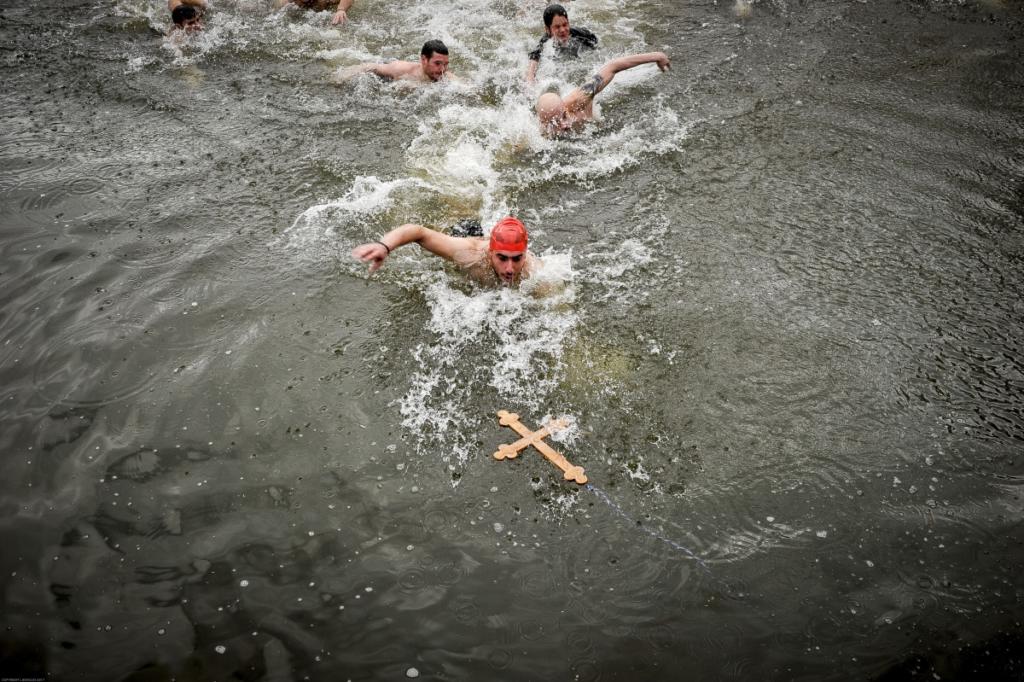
[[351, 217, 538, 287]]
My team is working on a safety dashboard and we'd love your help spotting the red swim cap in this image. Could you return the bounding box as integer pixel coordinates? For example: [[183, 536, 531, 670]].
[[489, 216, 528, 253]]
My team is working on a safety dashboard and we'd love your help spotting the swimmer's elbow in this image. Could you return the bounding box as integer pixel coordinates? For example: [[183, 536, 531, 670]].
[[396, 223, 430, 247]]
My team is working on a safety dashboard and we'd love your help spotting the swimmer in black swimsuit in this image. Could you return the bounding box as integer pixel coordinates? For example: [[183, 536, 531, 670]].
[[526, 4, 598, 83], [535, 51, 671, 136]]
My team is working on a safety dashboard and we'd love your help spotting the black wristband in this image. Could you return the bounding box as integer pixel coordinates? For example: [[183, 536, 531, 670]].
[[375, 240, 391, 254]]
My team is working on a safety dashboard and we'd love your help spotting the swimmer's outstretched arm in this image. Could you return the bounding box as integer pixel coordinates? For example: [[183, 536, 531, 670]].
[[335, 60, 416, 83], [352, 224, 477, 274], [561, 52, 670, 115], [594, 51, 670, 93]]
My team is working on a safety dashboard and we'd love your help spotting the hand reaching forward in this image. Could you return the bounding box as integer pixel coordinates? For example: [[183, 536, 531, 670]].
[[351, 242, 389, 273]]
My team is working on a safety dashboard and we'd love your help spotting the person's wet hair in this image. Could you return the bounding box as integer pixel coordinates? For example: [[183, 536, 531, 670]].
[[543, 3, 568, 28], [171, 5, 200, 26], [421, 40, 449, 59]]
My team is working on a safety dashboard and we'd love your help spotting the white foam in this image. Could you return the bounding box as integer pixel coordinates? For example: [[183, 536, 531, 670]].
[[405, 101, 539, 215], [399, 262, 577, 467], [124, 55, 157, 74], [278, 175, 431, 250], [545, 414, 580, 445], [580, 237, 656, 303], [541, 490, 581, 518], [218, 0, 694, 476]]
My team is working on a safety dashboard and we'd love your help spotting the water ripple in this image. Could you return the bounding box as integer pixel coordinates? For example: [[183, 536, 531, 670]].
[[31, 320, 158, 408]]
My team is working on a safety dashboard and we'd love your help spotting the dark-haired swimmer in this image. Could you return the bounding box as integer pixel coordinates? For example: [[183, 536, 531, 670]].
[[352, 217, 538, 287], [341, 40, 453, 83], [169, 0, 206, 31], [274, 0, 354, 26], [536, 51, 670, 136], [526, 3, 598, 83]]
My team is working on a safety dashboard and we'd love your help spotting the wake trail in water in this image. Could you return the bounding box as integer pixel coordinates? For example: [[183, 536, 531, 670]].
[[586, 483, 711, 572]]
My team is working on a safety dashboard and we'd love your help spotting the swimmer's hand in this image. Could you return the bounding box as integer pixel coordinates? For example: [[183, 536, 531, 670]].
[[352, 241, 389, 274], [656, 52, 671, 72], [331, 9, 347, 25]]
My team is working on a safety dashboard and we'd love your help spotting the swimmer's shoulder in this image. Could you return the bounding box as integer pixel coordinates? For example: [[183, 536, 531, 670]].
[[451, 237, 488, 268], [569, 26, 598, 47]]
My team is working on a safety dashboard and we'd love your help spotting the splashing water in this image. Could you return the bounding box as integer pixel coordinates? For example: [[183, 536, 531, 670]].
[[251, 0, 687, 475], [399, 259, 576, 469]]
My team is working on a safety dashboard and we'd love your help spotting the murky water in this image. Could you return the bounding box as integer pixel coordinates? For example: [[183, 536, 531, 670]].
[[2, 0, 1023, 679]]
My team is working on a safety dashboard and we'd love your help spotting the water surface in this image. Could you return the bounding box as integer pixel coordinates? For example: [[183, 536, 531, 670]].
[[1, 0, 1023, 679]]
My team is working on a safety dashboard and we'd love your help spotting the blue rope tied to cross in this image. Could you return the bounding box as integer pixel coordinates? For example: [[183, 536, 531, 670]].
[[492, 410, 709, 570]]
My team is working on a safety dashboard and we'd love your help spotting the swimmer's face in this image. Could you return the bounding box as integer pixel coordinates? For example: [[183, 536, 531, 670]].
[[174, 9, 204, 31], [547, 15, 570, 44], [420, 52, 450, 81], [489, 249, 527, 285]]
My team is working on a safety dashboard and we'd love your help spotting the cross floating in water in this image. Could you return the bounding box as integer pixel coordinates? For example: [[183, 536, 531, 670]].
[[492, 410, 587, 484]]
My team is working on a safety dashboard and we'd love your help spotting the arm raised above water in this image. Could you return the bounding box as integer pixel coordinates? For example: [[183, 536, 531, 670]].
[[593, 51, 670, 93], [561, 52, 671, 115], [351, 224, 480, 274]]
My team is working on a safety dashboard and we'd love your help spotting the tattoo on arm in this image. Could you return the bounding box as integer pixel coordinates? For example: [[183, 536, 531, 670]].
[[580, 74, 604, 98]]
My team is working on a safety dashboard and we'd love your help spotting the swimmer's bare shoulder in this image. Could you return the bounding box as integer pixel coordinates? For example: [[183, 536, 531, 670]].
[[453, 239, 492, 281]]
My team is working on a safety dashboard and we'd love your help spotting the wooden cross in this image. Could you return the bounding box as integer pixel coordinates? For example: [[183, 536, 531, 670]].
[[492, 410, 587, 484]]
